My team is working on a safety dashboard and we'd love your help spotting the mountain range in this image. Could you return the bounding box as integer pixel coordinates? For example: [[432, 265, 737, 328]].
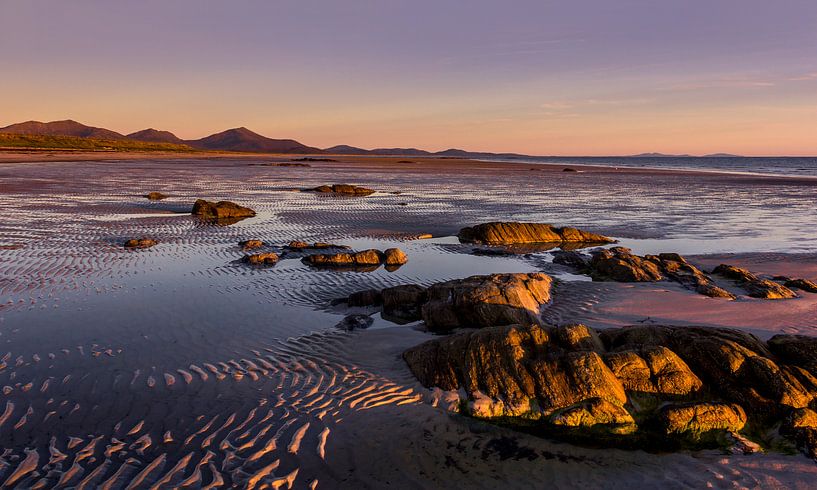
[[0, 119, 743, 158]]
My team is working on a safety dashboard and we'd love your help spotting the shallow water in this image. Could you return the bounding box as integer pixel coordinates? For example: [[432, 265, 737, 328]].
[[0, 158, 815, 487]]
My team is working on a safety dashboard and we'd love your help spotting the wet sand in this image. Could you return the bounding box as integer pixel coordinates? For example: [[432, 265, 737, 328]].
[[0, 155, 816, 488]]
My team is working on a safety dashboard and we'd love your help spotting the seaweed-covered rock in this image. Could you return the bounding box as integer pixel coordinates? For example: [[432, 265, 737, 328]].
[[458, 222, 613, 246]]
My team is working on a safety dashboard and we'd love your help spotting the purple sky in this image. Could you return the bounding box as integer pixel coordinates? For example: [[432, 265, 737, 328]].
[[2, 0, 816, 155]]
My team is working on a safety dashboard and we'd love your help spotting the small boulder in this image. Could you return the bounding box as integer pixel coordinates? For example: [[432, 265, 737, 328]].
[[124, 238, 158, 249], [308, 184, 375, 196], [144, 192, 167, 200], [383, 248, 408, 266], [784, 278, 817, 293], [240, 239, 264, 250], [382, 284, 427, 323], [192, 199, 256, 219], [590, 247, 663, 282]]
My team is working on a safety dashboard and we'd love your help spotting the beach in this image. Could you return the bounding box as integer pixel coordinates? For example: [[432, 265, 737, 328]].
[[1, 153, 816, 488]]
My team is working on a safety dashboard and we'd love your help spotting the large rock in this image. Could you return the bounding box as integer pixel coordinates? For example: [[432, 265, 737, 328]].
[[382, 284, 427, 323], [421, 273, 552, 331], [308, 184, 375, 196], [590, 247, 664, 282], [192, 199, 256, 219], [404, 323, 817, 455], [713, 264, 797, 299], [458, 222, 613, 246]]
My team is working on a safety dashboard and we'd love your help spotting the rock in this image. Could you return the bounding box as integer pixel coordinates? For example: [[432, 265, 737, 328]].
[[192, 199, 256, 219], [347, 289, 383, 307], [768, 334, 817, 375], [286, 241, 349, 250], [457, 222, 613, 246], [713, 264, 797, 299], [335, 314, 373, 331], [590, 247, 664, 282], [124, 238, 158, 249], [550, 398, 636, 433], [605, 347, 702, 395], [243, 252, 279, 265], [144, 192, 167, 200], [562, 168, 578, 172], [784, 278, 817, 293], [382, 284, 427, 323], [420, 273, 552, 331], [552, 251, 590, 270], [240, 239, 264, 250], [660, 402, 747, 435], [383, 248, 408, 266], [308, 184, 375, 196], [303, 249, 383, 267], [561, 248, 734, 298], [405, 322, 817, 452]]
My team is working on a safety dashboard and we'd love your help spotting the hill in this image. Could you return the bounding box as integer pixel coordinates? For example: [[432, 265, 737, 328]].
[[187, 127, 322, 153], [0, 133, 194, 152], [127, 128, 185, 144], [0, 120, 125, 140]]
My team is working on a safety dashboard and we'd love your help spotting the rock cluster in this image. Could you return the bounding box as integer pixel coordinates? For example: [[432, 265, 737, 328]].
[[286, 241, 350, 250], [344, 273, 552, 330], [303, 248, 408, 270], [555, 248, 734, 298], [458, 222, 613, 246], [713, 264, 797, 299], [403, 323, 817, 456], [192, 199, 256, 219], [307, 184, 375, 196], [144, 192, 167, 200], [124, 238, 158, 249]]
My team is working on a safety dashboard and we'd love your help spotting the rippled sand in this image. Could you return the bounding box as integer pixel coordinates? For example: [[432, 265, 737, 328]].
[[0, 155, 816, 488]]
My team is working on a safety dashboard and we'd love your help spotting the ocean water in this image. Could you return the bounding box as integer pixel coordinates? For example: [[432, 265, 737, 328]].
[[497, 156, 817, 178]]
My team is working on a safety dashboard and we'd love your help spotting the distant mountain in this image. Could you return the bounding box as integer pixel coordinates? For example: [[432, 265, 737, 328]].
[[127, 128, 185, 144], [630, 152, 693, 158], [187, 127, 322, 154], [369, 148, 431, 156], [0, 120, 125, 140], [703, 153, 742, 158], [324, 145, 371, 155]]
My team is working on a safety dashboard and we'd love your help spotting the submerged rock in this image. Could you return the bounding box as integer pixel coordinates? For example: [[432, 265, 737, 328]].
[[307, 184, 375, 196], [335, 314, 373, 331], [403, 323, 817, 456], [242, 252, 279, 265], [192, 199, 256, 219], [286, 241, 350, 250], [144, 191, 167, 200], [458, 222, 613, 246], [713, 264, 797, 299], [124, 238, 158, 249]]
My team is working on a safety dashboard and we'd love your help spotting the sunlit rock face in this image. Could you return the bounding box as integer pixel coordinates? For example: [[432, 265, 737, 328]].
[[404, 323, 817, 455], [457, 222, 613, 246]]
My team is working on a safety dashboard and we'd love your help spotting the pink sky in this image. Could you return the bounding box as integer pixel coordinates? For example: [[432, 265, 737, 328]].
[[2, 1, 816, 156]]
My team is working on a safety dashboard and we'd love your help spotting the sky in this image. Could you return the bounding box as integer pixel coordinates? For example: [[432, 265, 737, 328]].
[[2, 0, 816, 156]]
